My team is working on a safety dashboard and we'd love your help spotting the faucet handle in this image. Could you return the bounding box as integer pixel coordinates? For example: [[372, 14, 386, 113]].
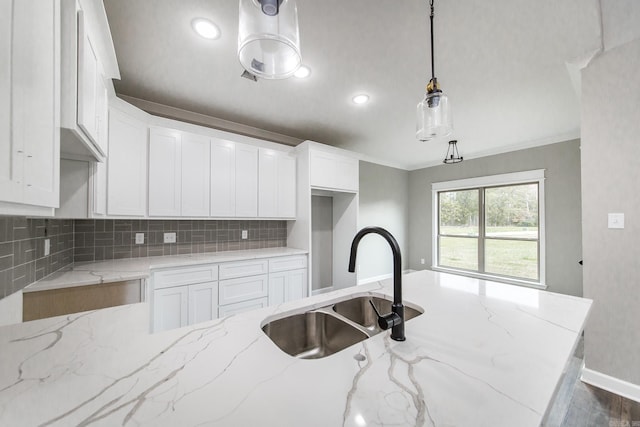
[[369, 300, 402, 331]]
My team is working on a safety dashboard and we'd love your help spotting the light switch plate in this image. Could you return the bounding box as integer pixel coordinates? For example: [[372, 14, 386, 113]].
[[135, 233, 144, 244], [608, 213, 624, 229], [44, 239, 50, 256], [163, 232, 177, 243], [241, 230, 248, 239]]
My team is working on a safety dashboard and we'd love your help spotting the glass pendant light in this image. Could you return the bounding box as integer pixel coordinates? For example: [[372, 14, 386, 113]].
[[416, 0, 452, 141], [238, 0, 301, 79]]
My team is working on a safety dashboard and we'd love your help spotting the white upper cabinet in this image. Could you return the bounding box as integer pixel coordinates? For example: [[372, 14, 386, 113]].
[[149, 128, 211, 218], [259, 149, 296, 218], [148, 127, 182, 217], [60, 0, 118, 162], [210, 138, 236, 217], [182, 133, 211, 217], [309, 149, 359, 192], [0, 0, 60, 214], [235, 143, 259, 217], [107, 107, 148, 216]]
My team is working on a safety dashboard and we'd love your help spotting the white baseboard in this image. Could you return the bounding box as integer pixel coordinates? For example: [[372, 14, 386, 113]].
[[581, 367, 640, 403]]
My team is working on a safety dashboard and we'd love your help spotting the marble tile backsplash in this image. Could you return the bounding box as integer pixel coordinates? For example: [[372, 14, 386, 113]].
[[73, 219, 287, 262], [0, 217, 74, 298]]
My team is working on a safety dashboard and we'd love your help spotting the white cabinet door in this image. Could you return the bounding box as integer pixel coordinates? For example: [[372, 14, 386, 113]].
[[182, 133, 210, 217], [218, 297, 268, 318], [219, 274, 269, 306], [0, 0, 18, 203], [287, 268, 308, 301], [309, 150, 359, 192], [268, 268, 307, 306], [259, 150, 296, 218], [268, 272, 287, 306], [277, 153, 296, 218], [258, 149, 278, 217], [148, 127, 181, 217], [188, 282, 218, 325], [107, 108, 147, 216], [153, 286, 188, 332], [210, 138, 236, 216], [235, 143, 258, 217], [77, 10, 99, 146], [5, 0, 60, 208]]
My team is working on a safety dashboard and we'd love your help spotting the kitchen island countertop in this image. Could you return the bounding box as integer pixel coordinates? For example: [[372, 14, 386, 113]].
[[0, 270, 591, 426]]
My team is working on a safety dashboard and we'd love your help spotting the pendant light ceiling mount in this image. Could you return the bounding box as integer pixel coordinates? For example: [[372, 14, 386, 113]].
[[416, 0, 453, 142], [238, 0, 301, 80]]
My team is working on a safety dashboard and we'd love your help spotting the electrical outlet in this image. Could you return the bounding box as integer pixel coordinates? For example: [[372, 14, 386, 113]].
[[420, 258, 425, 265], [163, 232, 177, 243], [241, 230, 248, 239], [135, 233, 145, 244], [44, 239, 50, 256], [608, 213, 624, 229]]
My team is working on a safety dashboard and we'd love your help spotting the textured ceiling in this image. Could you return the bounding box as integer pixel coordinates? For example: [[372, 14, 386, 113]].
[[103, 0, 604, 170]]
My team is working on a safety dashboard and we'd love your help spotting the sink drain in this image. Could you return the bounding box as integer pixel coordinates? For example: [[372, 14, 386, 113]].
[[353, 353, 366, 362]]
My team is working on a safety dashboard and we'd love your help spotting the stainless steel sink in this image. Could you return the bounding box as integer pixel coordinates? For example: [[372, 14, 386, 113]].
[[262, 311, 368, 359], [262, 294, 424, 359], [332, 296, 423, 334]]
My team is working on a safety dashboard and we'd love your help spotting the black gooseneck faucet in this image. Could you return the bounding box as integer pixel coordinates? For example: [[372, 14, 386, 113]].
[[348, 226, 405, 341]]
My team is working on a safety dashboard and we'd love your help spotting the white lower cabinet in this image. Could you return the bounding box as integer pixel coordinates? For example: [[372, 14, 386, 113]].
[[152, 264, 218, 333], [153, 286, 188, 332], [218, 297, 268, 317], [188, 282, 219, 326], [268, 255, 308, 305], [268, 269, 308, 306], [151, 255, 308, 332]]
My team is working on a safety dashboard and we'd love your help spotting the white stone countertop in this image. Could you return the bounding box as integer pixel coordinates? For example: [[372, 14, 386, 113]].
[[0, 270, 591, 426], [23, 247, 308, 293]]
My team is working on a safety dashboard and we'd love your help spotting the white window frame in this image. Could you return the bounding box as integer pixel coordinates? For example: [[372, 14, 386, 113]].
[[432, 169, 546, 289]]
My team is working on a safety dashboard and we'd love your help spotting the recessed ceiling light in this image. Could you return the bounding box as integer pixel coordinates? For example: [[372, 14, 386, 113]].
[[352, 94, 370, 105], [294, 65, 311, 78], [191, 18, 221, 40]]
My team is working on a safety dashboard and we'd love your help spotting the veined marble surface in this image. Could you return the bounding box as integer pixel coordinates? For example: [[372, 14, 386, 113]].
[[23, 247, 308, 292], [0, 270, 591, 426]]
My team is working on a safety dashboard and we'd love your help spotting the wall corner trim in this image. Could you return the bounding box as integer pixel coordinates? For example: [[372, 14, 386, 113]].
[[581, 367, 640, 404]]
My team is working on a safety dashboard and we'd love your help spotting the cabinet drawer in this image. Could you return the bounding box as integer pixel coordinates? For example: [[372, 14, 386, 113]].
[[269, 255, 307, 273], [219, 259, 268, 280], [219, 274, 268, 305], [218, 297, 268, 318], [153, 264, 218, 290]]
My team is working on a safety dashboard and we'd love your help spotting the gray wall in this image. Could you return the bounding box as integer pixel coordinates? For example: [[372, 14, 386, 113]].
[[358, 162, 409, 280], [581, 39, 640, 385], [311, 196, 333, 290], [408, 140, 583, 296]]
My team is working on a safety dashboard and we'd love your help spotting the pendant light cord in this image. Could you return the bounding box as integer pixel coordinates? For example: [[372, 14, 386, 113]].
[[429, 0, 435, 81]]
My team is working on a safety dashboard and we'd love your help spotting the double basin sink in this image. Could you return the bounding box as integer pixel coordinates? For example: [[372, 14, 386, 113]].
[[262, 295, 423, 359]]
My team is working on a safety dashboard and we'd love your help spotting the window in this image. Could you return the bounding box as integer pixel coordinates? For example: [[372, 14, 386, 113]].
[[432, 170, 545, 287]]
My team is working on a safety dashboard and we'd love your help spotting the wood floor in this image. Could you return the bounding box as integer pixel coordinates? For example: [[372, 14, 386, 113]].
[[545, 339, 640, 427]]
